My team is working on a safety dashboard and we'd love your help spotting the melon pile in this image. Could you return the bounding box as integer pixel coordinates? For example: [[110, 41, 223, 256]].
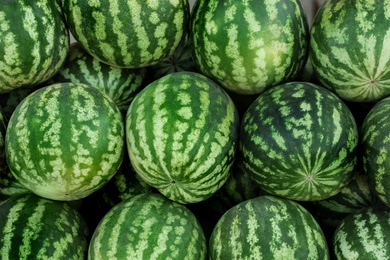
[[1, 0, 390, 259]]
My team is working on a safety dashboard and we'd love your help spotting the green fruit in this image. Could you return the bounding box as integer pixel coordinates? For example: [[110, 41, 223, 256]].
[[61, 0, 190, 68], [239, 81, 359, 201], [209, 195, 329, 259], [0, 0, 69, 93], [333, 206, 390, 259], [0, 193, 89, 260], [88, 193, 207, 260], [5, 82, 124, 201], [126, 72, 240, 204], [362, 95, 390, 207], [190, 0, 309, 94], [310, 0, 390, 102]]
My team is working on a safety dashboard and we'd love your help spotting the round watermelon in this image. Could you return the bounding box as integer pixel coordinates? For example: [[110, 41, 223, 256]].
[[61, 0, 190, 68], [189, 0, 309, 95], [0, 0, 69, 93], [5, 82, 124, 201], [209, 195, 329, 259], [310, 0, 390, 102], [239, 81, 359, 201], [361, 95, 390, 207], [88, 193, 207, 259], [126, 71, 240, 204], [333, 206, 390, 259], [0, 193, 89, 259]]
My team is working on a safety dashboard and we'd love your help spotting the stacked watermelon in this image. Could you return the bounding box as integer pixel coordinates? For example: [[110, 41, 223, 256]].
[[2, 0, 390, 259]]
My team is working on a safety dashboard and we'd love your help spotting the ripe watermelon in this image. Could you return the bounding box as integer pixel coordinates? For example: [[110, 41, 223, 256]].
[[361, 95, 390, 207], [51, 42, 148, 114], [5, 82, 125, 201], [333, 206, 390, 259], [239, 81, 359, 201], [61, 0, 190, 68], [88, 193, 207, 259], [125, 71, 240, 204], [0, 0, 69, 93], [0, 193, 89, 260], [310, 0, 390, 102], [208, 195, 329, 259], [189, 0, 309, 95]]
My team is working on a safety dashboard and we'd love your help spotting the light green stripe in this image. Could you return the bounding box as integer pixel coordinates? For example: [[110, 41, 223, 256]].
[[1, 197, 27, 259]]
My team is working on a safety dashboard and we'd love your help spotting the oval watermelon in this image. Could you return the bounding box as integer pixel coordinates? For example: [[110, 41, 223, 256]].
[[125, 71, 240, 204], [61, 0, 190, 68]]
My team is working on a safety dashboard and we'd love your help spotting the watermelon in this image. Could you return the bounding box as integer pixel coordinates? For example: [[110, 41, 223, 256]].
[[5, 82, 124, 201], [208, 195, 329, 259], [51, 42, 148, 114], [239, 81, 359, 201], [310, 0, 390, 102], [0, 0, 69, 93], [125, 71, 240, 204], [61, 0, 190, 68], [88, 193, 207, 259], [0, 193, 89, 260], [189, 0, 309, 95], [361, 95, 390, 207], [332, 206, 390, 259]]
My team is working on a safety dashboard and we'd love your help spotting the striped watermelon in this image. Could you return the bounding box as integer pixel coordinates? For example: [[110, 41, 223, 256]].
[[361, 95, 390, 207], [239, 81, 359, 201], [208, 195, 329, 259], [5, 82, 124, 201], [0, 193, 89, 260], [189, 0, 309, 95], [333, 206, 390, 259], [125, 71, 240, 204], [310, 0, 390, 102], [0, 0, 69, 93], [51, 42, 148, 114], [61, 0, 190, 68], [88, 193, 207, 259]]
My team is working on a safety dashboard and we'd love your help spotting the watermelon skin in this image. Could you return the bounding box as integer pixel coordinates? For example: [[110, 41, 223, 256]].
[[209, 195, 329, 260], [361, 96, 390, 207], [61, 0, 190, 69], [332, 206, 390, 259], [310, 0, 390, 102], [5, 82, 124, 201], [126, 71, 239, 204], [88, 193, 207, 260], [0, 193, 89, 260], [189, 0, 309, 95], [51, 42, 148, 114], [0, 0, 69, 93], [239, 82, 359, 201]]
